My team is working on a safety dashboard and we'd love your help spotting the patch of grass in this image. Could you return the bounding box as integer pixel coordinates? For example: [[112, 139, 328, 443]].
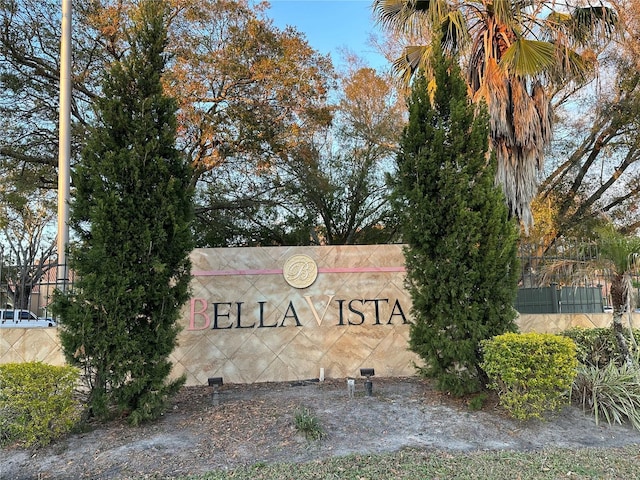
[[467, 392, 488, 411], [182, 446, 640, 480], [293, 406, 325, 440]]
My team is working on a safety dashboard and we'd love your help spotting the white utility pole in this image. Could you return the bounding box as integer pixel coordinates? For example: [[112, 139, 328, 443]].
[[57, 0, 71, 291]]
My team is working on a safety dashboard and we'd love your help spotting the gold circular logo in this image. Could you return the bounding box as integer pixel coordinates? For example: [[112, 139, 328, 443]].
[[283, 254, 318, 289]]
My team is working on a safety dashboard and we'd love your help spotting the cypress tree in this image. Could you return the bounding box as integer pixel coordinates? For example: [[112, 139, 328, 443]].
[[391, 49, 519, 396], [53, 0, 194, 423]]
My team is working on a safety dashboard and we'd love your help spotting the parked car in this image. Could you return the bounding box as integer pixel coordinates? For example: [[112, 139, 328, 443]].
[[0, 309, 56, 328]]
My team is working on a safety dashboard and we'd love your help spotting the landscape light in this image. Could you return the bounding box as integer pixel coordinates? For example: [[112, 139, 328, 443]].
[[208, 377, 224, 387], [208, 377, 224, 405], [360, 368, 375, 396], [360, 368, 375, 378]]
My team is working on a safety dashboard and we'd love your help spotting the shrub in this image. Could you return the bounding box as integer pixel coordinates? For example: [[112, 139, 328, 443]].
[[572, 362, 640, 430], [481, 333, 578, 420], [393, 47, 519, 398], [0, 362, 81, 447], [293, 407, 325, 440], [51, 0, 192, 424], [561, 327, 640, 368]]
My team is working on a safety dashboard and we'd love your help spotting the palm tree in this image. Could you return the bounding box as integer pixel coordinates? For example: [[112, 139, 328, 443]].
[[373, 0, 618, 231], [596, 225, 640, 366], [541, 225, 640, 366]]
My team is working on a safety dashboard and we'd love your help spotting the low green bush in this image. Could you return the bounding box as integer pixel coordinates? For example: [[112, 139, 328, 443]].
[[572, 362, 640, 430], [481, 332, 578, 420], [561, 327, 640, 368], [0, 362, 81, 447]]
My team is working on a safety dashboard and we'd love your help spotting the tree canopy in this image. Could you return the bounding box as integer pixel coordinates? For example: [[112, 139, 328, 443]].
[[194, 64, 405, 246], [374, 0, 619, 230], [0, 0, 337, 244], [534, 0, 640, 244]]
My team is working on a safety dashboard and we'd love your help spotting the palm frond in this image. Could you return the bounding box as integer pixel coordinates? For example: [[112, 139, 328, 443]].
[[477, 58, 510, 138], [510, 79, 544, 150], [596, 224, 640, 274], [373, 0, 432, 36], [499, 38, 556, 76], [393, 44, 431, 83], [572, 6, 619, 44], [538, 258, 608, 288], [440, 10, 468, 53], [558, 48, 594, 81], [531, 82, 551, 147], [543, 6, 618, 44], [493, 0, 516, 26], [544, 10, 573, 31]]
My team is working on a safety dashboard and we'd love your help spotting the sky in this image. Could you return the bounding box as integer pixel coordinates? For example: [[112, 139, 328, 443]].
[[262, 0, 388, 70]]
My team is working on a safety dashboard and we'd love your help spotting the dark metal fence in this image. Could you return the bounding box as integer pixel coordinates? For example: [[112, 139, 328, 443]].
[[0, 260, 67, 319], [515, 285, 606, 314], [517, 238, 640, 313]]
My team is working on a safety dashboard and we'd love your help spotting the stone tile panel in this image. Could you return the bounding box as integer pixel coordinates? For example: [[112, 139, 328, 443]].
[[6, 246, 639, 387]]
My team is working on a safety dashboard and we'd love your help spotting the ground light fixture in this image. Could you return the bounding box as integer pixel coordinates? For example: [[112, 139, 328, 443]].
[[208, 377, 224, 405], [360, 368, 375, 396]]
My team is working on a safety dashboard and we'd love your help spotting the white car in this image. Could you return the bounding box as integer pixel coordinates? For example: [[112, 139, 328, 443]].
[[0, 309, 56, 328]]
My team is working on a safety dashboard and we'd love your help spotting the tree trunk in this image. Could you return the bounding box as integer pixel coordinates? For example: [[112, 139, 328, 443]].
[[610, 273, 633, 366]]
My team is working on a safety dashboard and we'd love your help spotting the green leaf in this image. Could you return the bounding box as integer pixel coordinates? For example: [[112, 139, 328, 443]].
[[499, 39, 556, 76], [440, 10, 468, 52], [393, 45, 431, 82]]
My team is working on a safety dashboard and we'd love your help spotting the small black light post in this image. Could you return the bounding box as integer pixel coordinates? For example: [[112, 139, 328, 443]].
[[208, 377, 223, 405], [360, 368, 375, 396]]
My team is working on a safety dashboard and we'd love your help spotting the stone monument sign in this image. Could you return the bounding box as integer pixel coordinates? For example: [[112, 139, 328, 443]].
[[171, 244, 420, 385]]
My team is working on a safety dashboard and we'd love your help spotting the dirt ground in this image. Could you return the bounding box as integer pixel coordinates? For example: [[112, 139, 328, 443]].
[[3, 376, 640, 480]]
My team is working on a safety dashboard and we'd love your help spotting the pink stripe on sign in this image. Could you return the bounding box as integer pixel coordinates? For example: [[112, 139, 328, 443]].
[[319, 266, 406, 274], [192, 266, 406, 277], [192, 269, 282, 276]]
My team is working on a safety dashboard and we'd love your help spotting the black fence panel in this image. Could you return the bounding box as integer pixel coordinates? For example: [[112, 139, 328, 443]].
[[560, 286, 604, 313], [514, 285, 605, 314], [515, 287, 559, 314]]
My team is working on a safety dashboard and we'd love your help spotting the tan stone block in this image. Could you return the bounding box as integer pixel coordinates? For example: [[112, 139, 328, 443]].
[[175, 330, 208, 360], [590, 313, 613, 328], [253, 327, 303, 356], [0, 349, 24, 364], [169, 360, 188, 384], [321, 332, 373, 370], [39, 346, 66, 366], [230, 335, 283, 381], [216, 359, 251, 384], [370, 329, 418, 376], [0, 328, 24, 346], [0, 335, 12, 356], [308, 327, 349, 355], [180, 337, 227, 372], [254, 357, 293, 383], [7, 334, 28, 361], [207, 329, 255, 358], [276, 333, 325, 380], [320, 359, 350, 379]]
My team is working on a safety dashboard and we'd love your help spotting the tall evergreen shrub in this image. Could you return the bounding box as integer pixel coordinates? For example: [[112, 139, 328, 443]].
[[391, 49, 519, 396], [52, 0, 194, 424]]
